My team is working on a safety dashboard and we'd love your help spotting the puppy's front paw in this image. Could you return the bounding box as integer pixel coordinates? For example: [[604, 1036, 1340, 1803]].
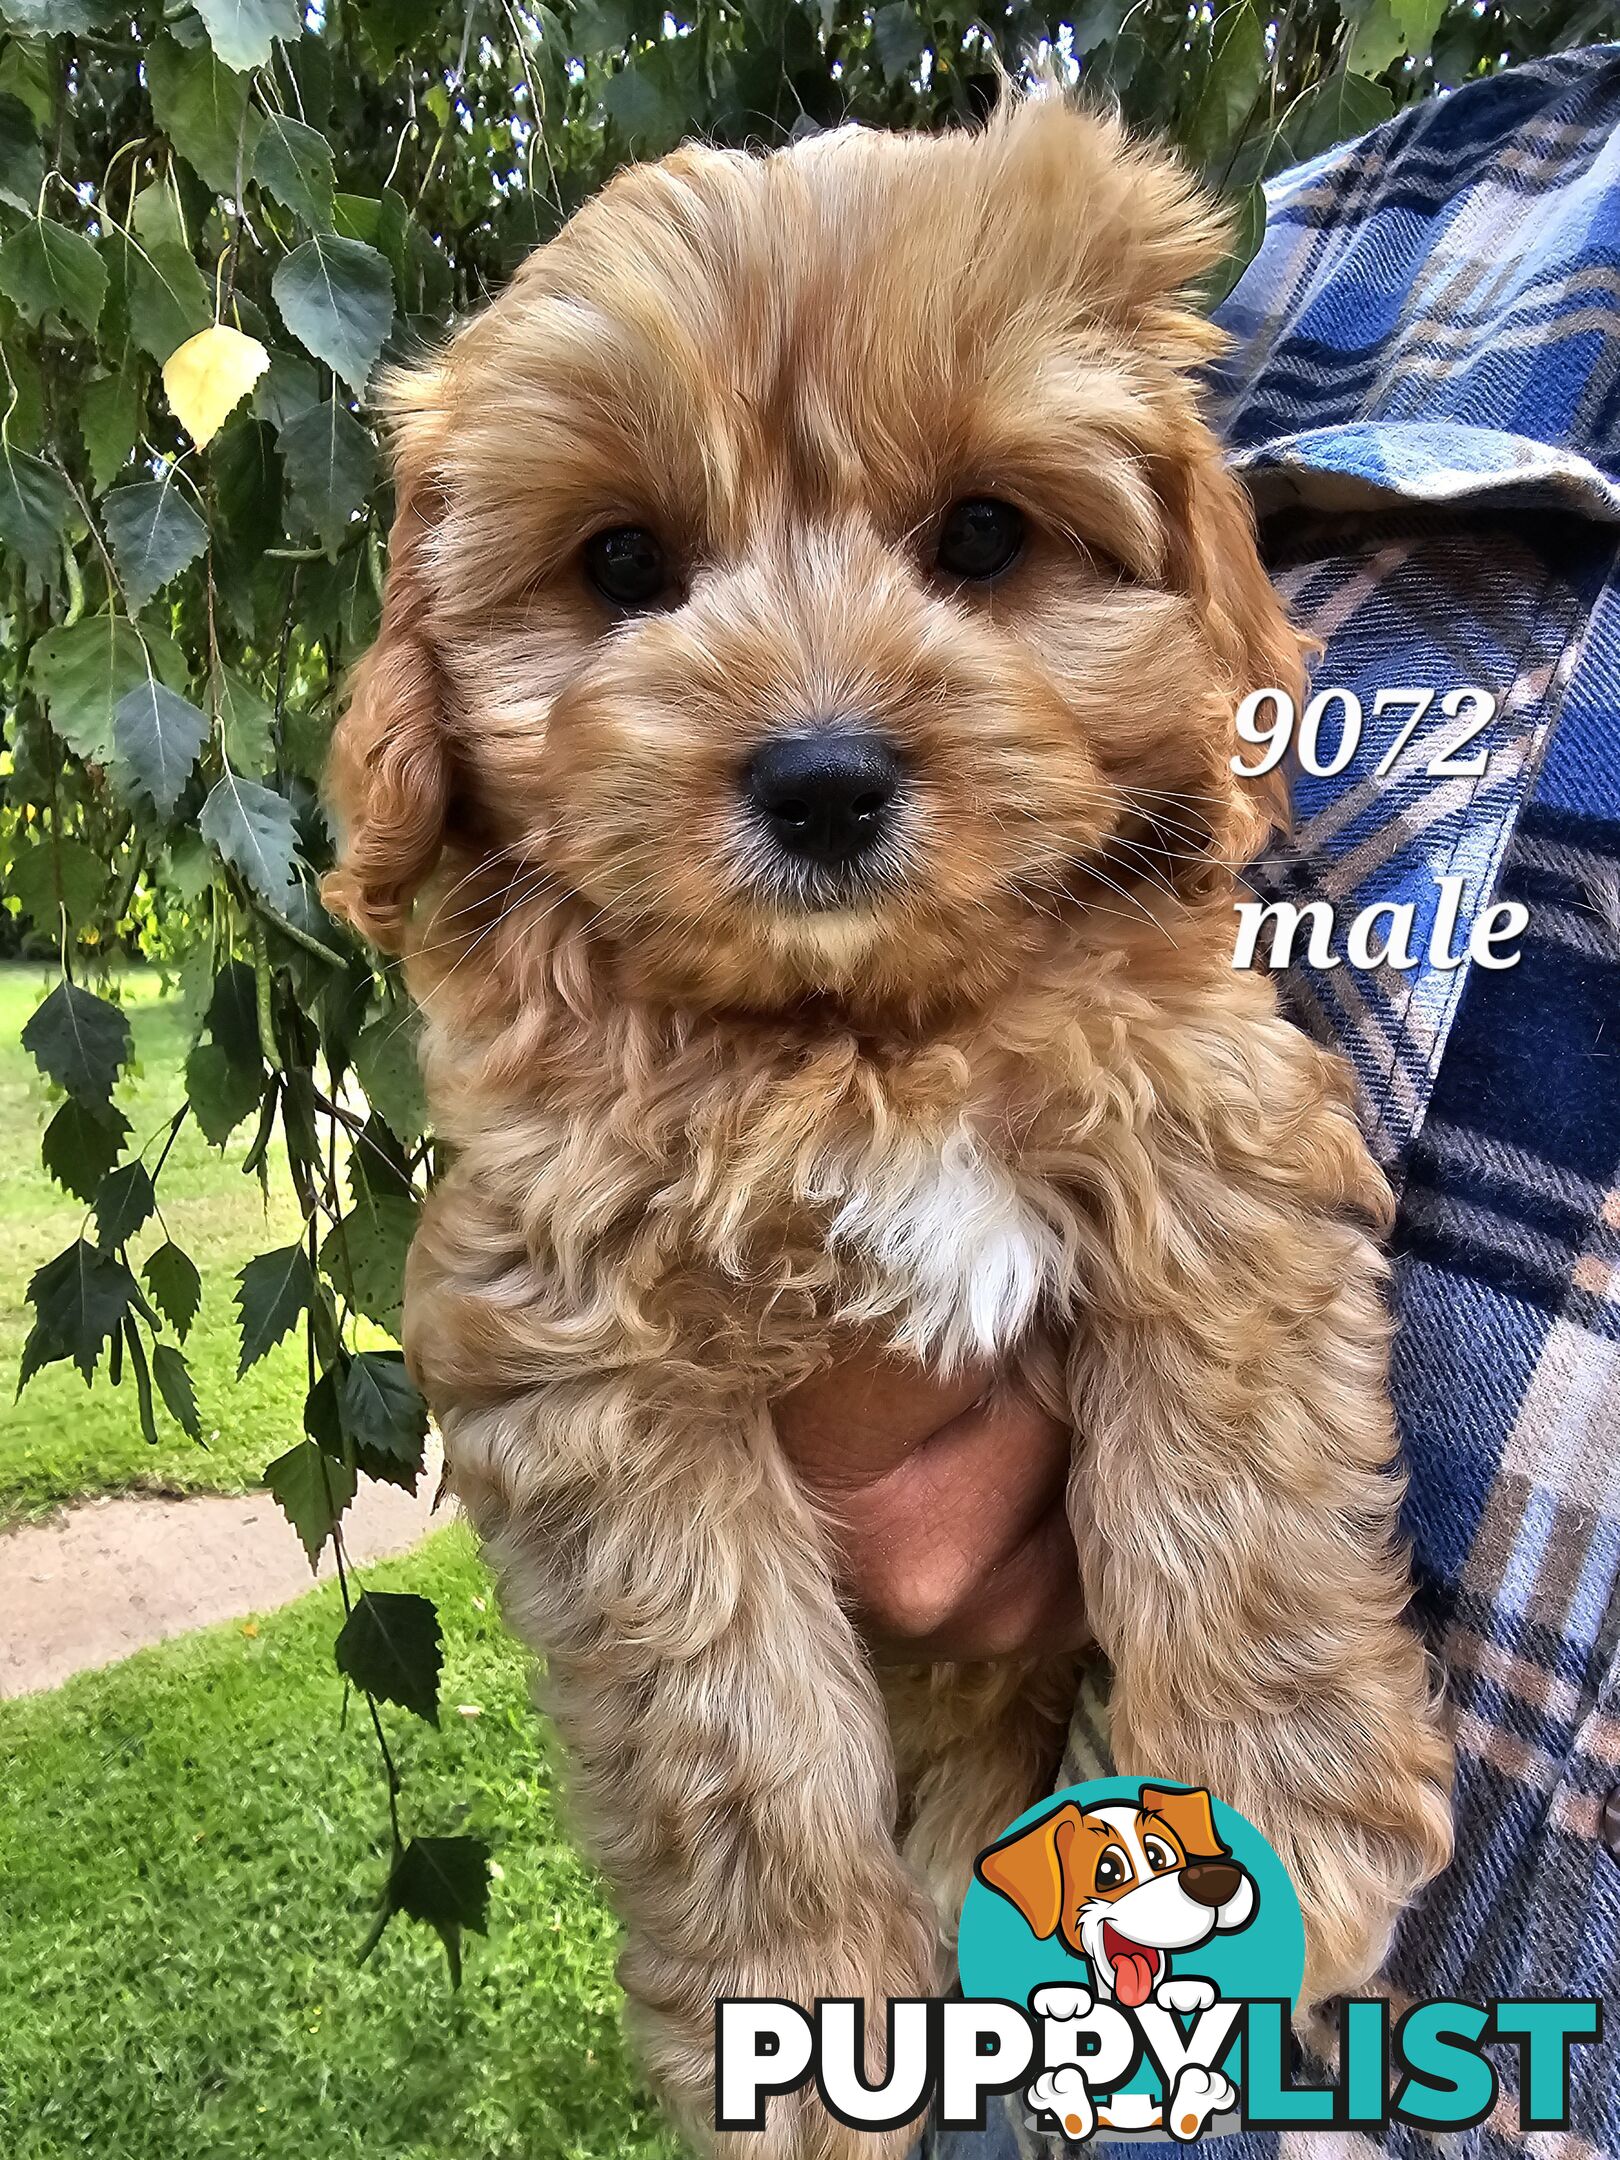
[[1166, 2064, 1237, 2141], [1030, 1982, 1094, 2022], [1153, 1976, 1215, 2015], [1027, 2066, 1096, 2143]]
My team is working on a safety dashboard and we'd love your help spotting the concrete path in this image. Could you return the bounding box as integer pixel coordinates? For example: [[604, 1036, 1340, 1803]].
[[0, 1442, 447, 1699]]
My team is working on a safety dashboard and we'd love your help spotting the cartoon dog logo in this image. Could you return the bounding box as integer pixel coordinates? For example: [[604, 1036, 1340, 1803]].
[[972, 1788, 1261, 2142], [974, 1782, 1257, 2006], [974, 1784, 1257, 2140]]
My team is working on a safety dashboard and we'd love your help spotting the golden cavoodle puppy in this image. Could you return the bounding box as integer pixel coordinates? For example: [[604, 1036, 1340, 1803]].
[[327, 90, 1452, 2158]]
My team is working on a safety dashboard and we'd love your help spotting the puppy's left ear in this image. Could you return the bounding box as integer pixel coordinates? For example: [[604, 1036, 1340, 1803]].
[[1162, 443, 1306, 857], [324, 369, 454, 952]]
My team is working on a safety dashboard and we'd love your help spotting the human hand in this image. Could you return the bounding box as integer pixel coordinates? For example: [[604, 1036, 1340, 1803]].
[[774, 1346, 1087, 1663]]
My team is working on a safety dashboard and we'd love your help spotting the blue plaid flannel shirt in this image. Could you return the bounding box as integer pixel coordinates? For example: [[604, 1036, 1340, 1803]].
[[933, 43, 1620, 2160]]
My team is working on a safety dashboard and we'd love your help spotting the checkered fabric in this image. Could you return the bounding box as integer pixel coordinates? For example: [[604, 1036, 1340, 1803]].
[[929, 44, 1620, 2160]]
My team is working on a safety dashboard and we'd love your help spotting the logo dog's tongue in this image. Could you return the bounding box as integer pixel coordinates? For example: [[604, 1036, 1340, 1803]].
[[1109, 1934, 1157, 2007]]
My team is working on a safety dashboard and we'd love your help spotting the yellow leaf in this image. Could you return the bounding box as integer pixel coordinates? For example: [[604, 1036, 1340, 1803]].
[[162, 325, 270, 449]]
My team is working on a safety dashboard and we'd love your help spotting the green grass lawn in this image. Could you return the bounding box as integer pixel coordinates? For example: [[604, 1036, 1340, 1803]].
[[0, 1524, 681, 2160], [1, 966, 675, 2155], [1, 961, 306, 1523]]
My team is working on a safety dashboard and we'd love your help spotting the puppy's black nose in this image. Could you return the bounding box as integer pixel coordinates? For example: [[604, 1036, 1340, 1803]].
[[1180, 1861, 1243, 1909], [744, 731, 903, 869]]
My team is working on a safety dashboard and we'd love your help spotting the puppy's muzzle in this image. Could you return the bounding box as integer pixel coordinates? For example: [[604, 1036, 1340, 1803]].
[[744, 728, 903, 878]]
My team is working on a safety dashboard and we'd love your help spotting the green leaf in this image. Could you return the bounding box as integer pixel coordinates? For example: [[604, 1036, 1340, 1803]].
[[235, 1241, 314, 1374], [352, 1009, 427, 1143], [120, 232, 212, 363], [0, 442, 71, 579], [0, 40, 52, 123], [600, 45, 694, 157], [310, 1350, 426, 1489], [0, 0, 109, 31], [0, 217, 106, 332], [320, 1192, 417, 1337], [28, 616, 183, 765], [176, 940, 216, 1036], [124, 1314, 160, 1445], [41, 1098, 130, 1202], [199, 774, 300, 900], [204, 957, 262, 1068], [144, 1240, 202, 1339], [26, 1238, 137, 1381], [302, 1361, 344, 1451], [18, 1322, 56, 1394], [282, 698, 332, 784], [280, 397, 377, 558], [193, 0, 300, 71], [1206, 182, 1266, 307], [359, 0, 440, 61], [1069, 0, 1125, 52], [103, 479, 208, 613], [332, 535, 380, 648], [332, 192, 381, 245], [340, 1350, 428, 1465], [1344, 0, 1444, 78], [362, 1835, 490, 1988], [1184, 0, 1267, 173], [266, 1436, 356, 1565], [0, 318, 45, 449], [23, 980, 132, 1105], [130, 176, 188, 250], [215, 665, 276, 774], [1286, 71, 1397, 164], [1397, 0, 1445, 67], [184, 1036, 265, 1145], [94, 1160, 156, 1248], [5, 835, 107, 930], [78, 369, 141, 493], [113, 679, 210, 820], [146, 34, 262, 197], [211, 415, 284, 602], [347, 1112, 416, 1208], [0, 91, 45, 214], [164, 832, 212, 906], [272, 233, 394, 395], [152, 1342, 201, 1435], [871, 2, 927, 79], [569, 0, 635, 56], [252, 348, 319, 432], [254, 111, 335, 229], [376, 184, 452, 316], [334, 1590, 441, 1723]]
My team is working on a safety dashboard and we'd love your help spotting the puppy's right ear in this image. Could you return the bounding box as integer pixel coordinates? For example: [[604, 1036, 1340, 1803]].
[[324, 374, 453, 953], [975, 1804, 1081, 1940], [1139, 1784, 1227, 1862]]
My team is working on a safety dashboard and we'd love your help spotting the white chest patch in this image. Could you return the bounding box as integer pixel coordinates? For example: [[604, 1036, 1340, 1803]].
[[820, 1124, 1063, 1369]]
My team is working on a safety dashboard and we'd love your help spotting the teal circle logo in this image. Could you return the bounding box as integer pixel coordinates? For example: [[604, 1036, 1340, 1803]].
[[958, 1778, 1304, 2137]]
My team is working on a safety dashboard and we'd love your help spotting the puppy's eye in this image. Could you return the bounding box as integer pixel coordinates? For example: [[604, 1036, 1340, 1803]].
[[1143, 1837, 1177, 1873], [936, 497, 1025, 582], [1094, 1845, 1131, 1891], [584, 525, 670, 609]]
